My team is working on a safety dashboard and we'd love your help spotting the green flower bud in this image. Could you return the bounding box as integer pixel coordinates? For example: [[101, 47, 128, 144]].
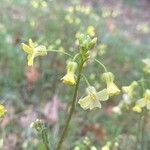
[[89, 37, 97, 49]]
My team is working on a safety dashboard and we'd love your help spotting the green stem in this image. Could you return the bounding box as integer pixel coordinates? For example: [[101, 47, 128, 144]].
[[41, 128, 49, 150], [73, 53, 80, 61], [94, 59, 108, 72], [55, 60, 84, 150], [136, 114, 141, 150], [82, 74, 91, 86], [140, 108, 147, 150], [47, 49, 73, 58]]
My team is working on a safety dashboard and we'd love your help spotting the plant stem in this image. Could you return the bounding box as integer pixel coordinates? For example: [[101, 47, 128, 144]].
[[55, 60, 84, 150], [47, 49, 73, 58], [135, 115, 141, 150], [94, 59, 108, 72], [41, 128, 50, 150], [140, 109, 147, 150]]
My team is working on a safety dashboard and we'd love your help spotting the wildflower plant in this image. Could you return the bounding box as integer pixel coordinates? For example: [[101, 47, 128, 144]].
[[21, 33, 121, 150], [30, 119, 49, 150]]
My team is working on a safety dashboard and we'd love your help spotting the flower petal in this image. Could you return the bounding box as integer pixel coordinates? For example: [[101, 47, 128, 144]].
[[97, 89, 109, 101], [89, 99, 101, 110], [22, 43, 32, 54], [78, 96, 101, 110], [0, 104, 7, 117], [27, 54, 34, 66], [78, 96, 91, 110], [29, 38, 35, 48], [61, 73, 76, 85], [107, 83, 120, 96], [132, 105, 142, 113], [137, 98, 146, 107], [147, 103, 150, 110]]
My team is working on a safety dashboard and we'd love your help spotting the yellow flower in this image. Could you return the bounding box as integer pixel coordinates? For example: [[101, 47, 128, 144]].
[[22, 39, 47, 66], [87, 26, 95, 37], [101, 142, 111, 150], [142, 58, 150, 74], [91, 146, 97, 150], [132, 105, 142, 113], [101, 72, 120, 96], [78, 86, 109, 110], [61, 61, 78, 85], [136, 89, 150, 110], [0, 105, 7, 118], [122, 81, 138, 98]]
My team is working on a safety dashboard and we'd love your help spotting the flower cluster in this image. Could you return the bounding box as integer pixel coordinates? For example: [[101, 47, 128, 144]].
[[78, 34, 97, 61], [78, 72, 120, 110], [30, 119, 45, 133]]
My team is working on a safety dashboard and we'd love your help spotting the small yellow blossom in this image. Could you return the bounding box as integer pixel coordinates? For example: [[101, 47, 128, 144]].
[[0, 105, 7, 118], [91, 146, 97, 150], [101, 72, 120, 96], [132, 105, 142, 113], [78, 86, 109, 110], [87, 26, 95, 37], [122, 81, 138, 98], [142, 58, 150, 74], [22, 39, 47, 66], [61, 61, 78, 85], [136, 89, 150, 110], [101, 142, 111, 150]]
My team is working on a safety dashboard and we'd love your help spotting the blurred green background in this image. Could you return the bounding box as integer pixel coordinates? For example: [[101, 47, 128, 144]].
[[0, 0, 150, 149]]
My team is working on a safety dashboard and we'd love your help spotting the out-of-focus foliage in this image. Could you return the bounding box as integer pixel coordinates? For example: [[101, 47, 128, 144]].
[[0, 0, 150, 149]]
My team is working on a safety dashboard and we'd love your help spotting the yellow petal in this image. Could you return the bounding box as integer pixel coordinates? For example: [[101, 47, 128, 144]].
[[61, 73, 76, 85], [132, 105, 142, 113], [89, 99, 101, 110], [97, 89, 109, 101], [78, 95, 101, 110], [27, 54, 34, 66], [0, 105, 6, 118], [101, 145, 110, 150], [146, 103, 150, 110], [29, 38, 35, 48], [142, 58, 150, 65], [137, 98, 146, 107], [78, 96, 92, 110], [22, 43, 33, 54], [107, 82, 120, 96]]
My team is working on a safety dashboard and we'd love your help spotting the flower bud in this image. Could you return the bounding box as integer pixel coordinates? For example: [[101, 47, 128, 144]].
[[136, 89, 150, 110], [101, 72, 120, 96], [122, 81, 138, 98], [132, 105, 142, 113], [0, 105, 7, 118], [30, 119, 45, 132], [89, 37, 97, 49], [77, 33, 97, 61], [61, 61, 78, 85]]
